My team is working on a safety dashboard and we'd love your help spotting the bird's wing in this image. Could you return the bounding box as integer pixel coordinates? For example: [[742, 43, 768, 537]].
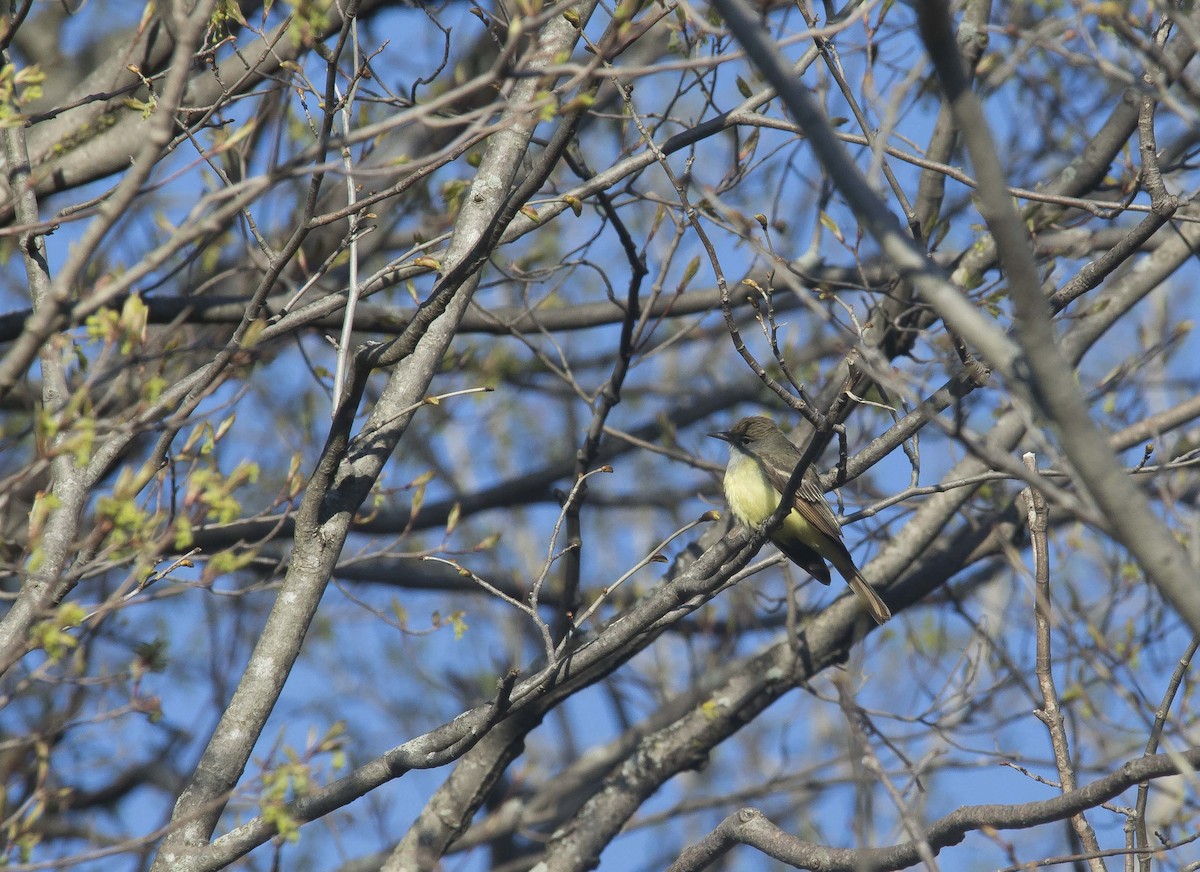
[[772, 537, 832, 586], [759, 458, 845, 544]]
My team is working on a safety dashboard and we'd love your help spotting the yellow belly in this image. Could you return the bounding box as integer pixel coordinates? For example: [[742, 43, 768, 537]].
[[723, 452, 818, 541], [723, 451, 779, 525]]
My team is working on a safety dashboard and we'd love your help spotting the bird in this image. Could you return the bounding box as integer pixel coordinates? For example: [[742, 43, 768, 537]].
[[709, 416, 891, 624]]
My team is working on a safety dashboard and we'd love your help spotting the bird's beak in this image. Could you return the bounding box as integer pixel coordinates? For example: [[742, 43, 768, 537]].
[[708, 430, 732, 443]]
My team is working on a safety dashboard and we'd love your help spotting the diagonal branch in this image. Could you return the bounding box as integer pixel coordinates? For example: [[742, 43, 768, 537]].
[[668, 748, 1200, 872]]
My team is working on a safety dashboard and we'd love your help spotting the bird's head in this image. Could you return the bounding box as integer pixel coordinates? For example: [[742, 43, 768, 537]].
[[708, 416, 782, 454]]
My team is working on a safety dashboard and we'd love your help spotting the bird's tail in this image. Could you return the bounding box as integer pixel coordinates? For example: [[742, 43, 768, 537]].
[[844, 568, 892, 624]]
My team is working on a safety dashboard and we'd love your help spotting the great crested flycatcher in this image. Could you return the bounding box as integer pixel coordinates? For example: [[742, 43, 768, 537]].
[[710, 416, 891, 624]]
